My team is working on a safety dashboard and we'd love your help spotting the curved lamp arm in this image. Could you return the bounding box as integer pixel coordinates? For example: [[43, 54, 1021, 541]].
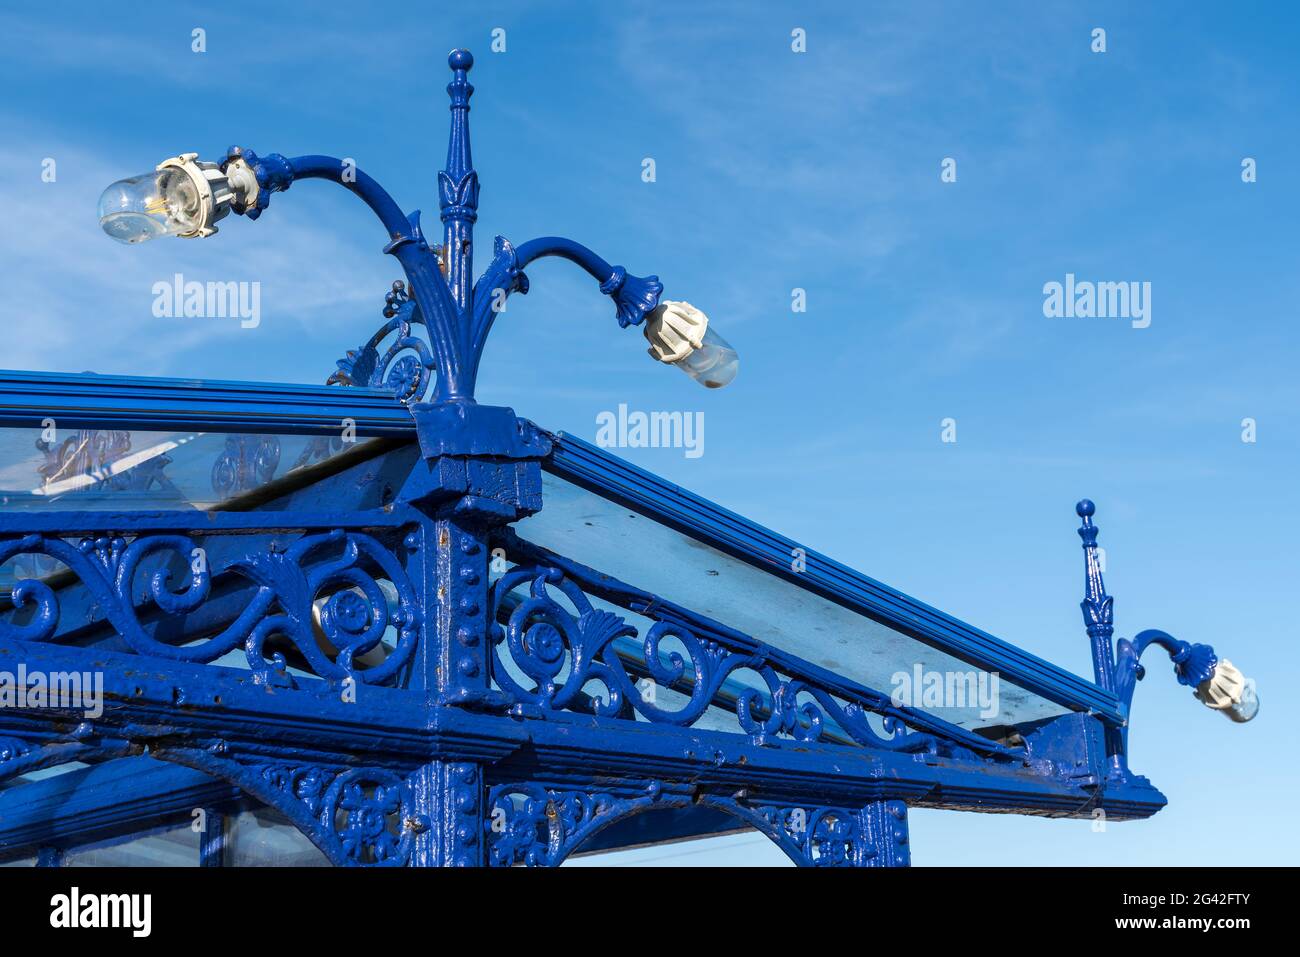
[[1117, 630, 1259, 724], [464, 236, 664, 392], [224, 148, 473, 400], [229, 149, 410, 241], [514, 237, 664, 329]]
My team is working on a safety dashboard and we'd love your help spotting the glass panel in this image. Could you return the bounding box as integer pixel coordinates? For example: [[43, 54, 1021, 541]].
[[510, 472, 1070, 731], [65, 824, 199, 866], [0, 426, 401, 512], [226, 806, 328, 866]]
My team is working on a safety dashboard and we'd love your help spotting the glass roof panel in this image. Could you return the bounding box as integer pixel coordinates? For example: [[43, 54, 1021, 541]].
[[0, 425, 402, 512], [512, 471, 1071, 732]]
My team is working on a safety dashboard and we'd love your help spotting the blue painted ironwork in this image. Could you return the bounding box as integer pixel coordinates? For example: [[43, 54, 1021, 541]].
[[156, 749, 422, 867], [0, 528, 418, 686], [490, 531, 1017, 759], [0, 370, 413, 436], [35, 847, 64, 867], [483, 779, 909, 867], [0, 383, 1129, 726], [0, 50, 1249, 869], [1076, 499, 1117, 694], [1074, 499, 1237, 778], [1116, 630, 1219, 711], [223, 49, 663, 464], [199, 808, 224, 867]]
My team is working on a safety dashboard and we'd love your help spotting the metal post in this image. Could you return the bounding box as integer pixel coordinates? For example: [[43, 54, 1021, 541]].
[[35, 846, 65, 867], [407, 514, 492, 866], [1076, 500, 1116, 693], [199, 807, 225, 867], [1075, 499, 1128, 777], [440, 49, 478, 316], [859, 800, 910, 867]]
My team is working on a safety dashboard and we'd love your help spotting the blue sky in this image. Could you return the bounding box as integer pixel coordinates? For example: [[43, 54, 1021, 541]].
[[2, 1, 1296, 865]]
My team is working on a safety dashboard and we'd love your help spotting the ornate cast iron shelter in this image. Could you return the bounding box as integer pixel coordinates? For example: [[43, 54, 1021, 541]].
[[0, 51, 1256, 867]]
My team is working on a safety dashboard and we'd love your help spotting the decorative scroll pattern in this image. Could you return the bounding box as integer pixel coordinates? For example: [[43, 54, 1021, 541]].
[[256, 763, 417, 866], [0, 529, 419, 685], [486, 781, 678, 867], [707, 796, 910, 867], [751, 804, 861, 866], [328, 281, 437, 402], [484, 781, 909, 868], [0, 735, 419, 866], [148, 745, 423, 868], [488, 564, 947, 754]]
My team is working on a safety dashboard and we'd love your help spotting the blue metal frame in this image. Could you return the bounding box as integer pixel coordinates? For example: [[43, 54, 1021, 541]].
[[0, 50, 1248, 868], [0, 370, 411, 436]]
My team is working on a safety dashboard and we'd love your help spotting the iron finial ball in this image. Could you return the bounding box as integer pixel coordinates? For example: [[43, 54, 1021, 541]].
[[449, 48, 473, 71], [1076, 499, 1096, 519]]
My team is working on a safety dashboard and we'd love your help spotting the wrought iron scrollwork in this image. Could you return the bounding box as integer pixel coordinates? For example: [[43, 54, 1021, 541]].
[[483, 780, 910, 868], [154, 747, 422, 867], [257, 763, 416, 866], [488, 563, 947, 754], [0, 529, 419, 686], [754, 804, 861, 866], [704, 796, 911, 867], [328, 281, 438, 402], [485, 781, 680, 867]]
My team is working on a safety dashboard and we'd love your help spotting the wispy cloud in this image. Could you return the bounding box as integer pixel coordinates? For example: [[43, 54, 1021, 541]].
[[0, 137, 392, 376]]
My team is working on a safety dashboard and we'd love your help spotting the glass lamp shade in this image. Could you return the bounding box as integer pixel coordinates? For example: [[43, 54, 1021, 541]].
[[98, 167, 205, 244], [643, 301, 740, 389], [1194, 658, 1260, 723], [672, 325, 739, 389], [1225, 680, 1259, 723]]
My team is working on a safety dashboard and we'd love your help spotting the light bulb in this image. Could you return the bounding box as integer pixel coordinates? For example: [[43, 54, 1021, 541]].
[[98, 167, 204, 244], [1226, 679, 1259, 723], [643, 300, 740, 389], [672, 324, 739, 389], [98, 153, 251, 244]]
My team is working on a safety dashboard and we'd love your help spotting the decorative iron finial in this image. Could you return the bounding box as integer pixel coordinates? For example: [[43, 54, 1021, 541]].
[[440, 49, 479, 310], [1076, 499, 1116, 692]]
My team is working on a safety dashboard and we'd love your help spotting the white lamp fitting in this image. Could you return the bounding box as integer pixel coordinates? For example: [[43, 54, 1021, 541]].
[[1194, 658, 1260, 723], [643, 300, 739, 389], [98, 153, 258, 244]]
